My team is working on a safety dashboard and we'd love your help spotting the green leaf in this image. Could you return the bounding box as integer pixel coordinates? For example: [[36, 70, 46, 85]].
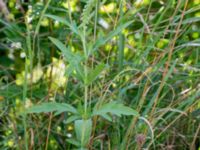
[[49, 37, 73, 60], [80, 0, 96, 27], [25, 102, 78, 115], [173, 17, 200, 25], [64, 115, 81, 124], [49, 37, 85, 82], [66, 139, 81, 147], [74, 119, 92, 148], [93, 21, 133, 51], [45, 14, 79, 35], [92, 101, 139, 118], [74, 62, 85, 82], [101, 114, 112, 122], [86, 63, 106, 85]]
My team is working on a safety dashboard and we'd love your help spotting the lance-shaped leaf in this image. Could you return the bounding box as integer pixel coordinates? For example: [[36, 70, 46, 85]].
[[86, 63, 106, 85], [93, 21, 133, 51], [49, 37, 85, 82], [49, 37, 73, 60], [66, 139, 81, 147], [74, 119, 92, 148], [92, 101, 139, 119], [25, 102, 78, 115], [45, 14, 79, 35], [64, 115, 81, 124]]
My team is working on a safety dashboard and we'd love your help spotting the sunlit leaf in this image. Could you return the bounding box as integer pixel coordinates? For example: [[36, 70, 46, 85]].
[[93, 21, 133, 51], [25, 102, 78, 115], [93, 101, 139, 119], [74, 119, 92, 147]]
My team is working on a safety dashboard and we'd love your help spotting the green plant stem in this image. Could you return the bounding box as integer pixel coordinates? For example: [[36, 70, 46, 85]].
[[67, 0, 72, 24], [118, 0, 124, 71], [34, 1, 51, 48], [118, 34, 125, 71], [23, 17, 32, 150], [22, 59, 28, 150], [33, 0, 51, 41], [33, 0, 52, 69], [89, 0, 99, 107], [84, 78, 88, 116], [82, 27, 88, 117], [93, 0, 99, 41]]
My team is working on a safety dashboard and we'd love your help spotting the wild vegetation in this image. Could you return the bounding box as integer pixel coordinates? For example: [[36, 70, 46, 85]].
[[0, 0, 200, 149]]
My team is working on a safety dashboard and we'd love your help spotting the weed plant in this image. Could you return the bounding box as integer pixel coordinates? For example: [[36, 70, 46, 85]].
[[0, 0, 200, 150]]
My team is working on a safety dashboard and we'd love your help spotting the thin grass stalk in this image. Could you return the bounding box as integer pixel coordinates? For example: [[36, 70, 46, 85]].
[[147, 101, 199, 149], [67, 0, 72, 24], [118, 34, 125, 71], [89, 0, 99, 110], [120, 79, 150, 149], [32, 0, 52, 95], [22, 60, 28, 150], [118, 0, 124, 71], [23, 16, 33, 150], [191, 124, 200, 150], [150, 0, 188, 117]]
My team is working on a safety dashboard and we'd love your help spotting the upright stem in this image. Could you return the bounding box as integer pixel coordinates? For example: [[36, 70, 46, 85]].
[[23, 16, 32, 150], [22, 59, 28, 150], [82, 27, 88, 116], [67, 0, 72, 24], [118, 0, 124, 71], [93, 0, 99, 41], [84, 78, 88, 116]]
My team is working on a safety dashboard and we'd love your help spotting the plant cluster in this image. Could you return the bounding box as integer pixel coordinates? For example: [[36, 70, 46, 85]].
[[0, 0, 200, 150]]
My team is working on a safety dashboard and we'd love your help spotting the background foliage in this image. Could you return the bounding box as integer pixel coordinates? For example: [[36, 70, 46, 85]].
[[0, 0, 200, 149]]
